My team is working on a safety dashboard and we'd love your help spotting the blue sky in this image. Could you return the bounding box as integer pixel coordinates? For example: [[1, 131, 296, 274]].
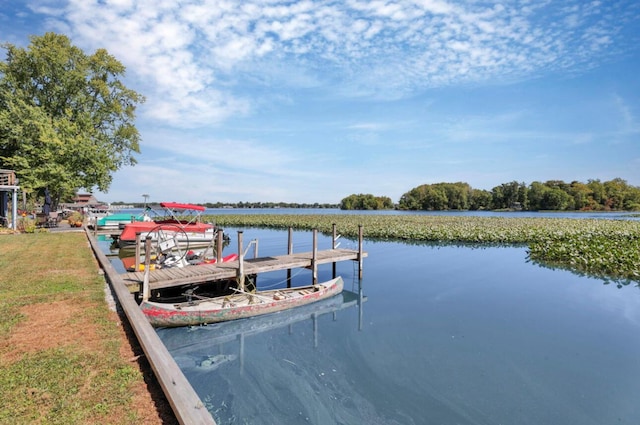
[[1, 0, 639, 204]]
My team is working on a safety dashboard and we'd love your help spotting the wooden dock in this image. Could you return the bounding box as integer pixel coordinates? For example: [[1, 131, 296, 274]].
[[121, 247, 367, 292], [87, 225, 366, 424]]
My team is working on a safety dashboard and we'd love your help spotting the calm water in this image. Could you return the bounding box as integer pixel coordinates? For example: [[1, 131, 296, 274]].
[[145, 227, 640, 425]]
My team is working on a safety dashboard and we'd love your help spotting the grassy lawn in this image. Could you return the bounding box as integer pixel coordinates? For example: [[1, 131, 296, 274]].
[[0, 231, 175, 425]]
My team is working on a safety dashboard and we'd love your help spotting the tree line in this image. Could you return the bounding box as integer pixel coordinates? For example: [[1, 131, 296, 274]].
[[340, 178, 640, 211], [113, 201, 340, 209]]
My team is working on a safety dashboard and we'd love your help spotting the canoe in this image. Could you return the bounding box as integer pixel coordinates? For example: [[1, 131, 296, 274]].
[[140, 276, 344, 327], [159, 289, 363, 353]]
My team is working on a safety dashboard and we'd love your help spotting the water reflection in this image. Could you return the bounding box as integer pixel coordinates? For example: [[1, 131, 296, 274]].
[[159, 287, 365, 372], [157, 284, 366, 424]]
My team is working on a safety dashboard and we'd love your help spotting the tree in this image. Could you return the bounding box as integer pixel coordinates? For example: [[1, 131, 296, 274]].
[[490, 181, 527, 210], [568, 181, 593, 210], [541, 188, 572, 210], [0, 33, 144, 209], [340, 194, 393, 210], [469, 188, 492, 210], [527, 181, 548, 211], [603, 177, 629, 210]]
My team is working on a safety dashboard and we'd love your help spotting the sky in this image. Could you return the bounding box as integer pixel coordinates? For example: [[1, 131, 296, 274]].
[[1, 0, 639, 205]]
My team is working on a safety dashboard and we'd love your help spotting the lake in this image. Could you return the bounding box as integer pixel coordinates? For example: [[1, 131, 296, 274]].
[[128, 224, 640, 425]]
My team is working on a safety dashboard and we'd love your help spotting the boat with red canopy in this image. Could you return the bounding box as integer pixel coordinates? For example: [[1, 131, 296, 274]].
[[116, 202, 217, 250]]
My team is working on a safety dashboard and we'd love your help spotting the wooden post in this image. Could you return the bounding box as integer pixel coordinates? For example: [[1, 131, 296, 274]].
[[142, 236, 152, 302], [332, 223, 337, 278], [312, 229, 318, 285], [216, 228, 223, 263], [135, 232, 141, 272], [252, 238, 259, 286], [287, 227, 293, 288], [237, 230, 245, 291], [358, 279, 364, 331], [358, 224, 364, 279]]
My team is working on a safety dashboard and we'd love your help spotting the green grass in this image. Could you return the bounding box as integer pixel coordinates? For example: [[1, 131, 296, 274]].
[[0, 232, 154, 424], [207, 214, 640, 284]]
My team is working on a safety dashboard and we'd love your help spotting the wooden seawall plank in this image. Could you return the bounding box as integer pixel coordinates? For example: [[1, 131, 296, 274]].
[[85, 229, 216, 425]]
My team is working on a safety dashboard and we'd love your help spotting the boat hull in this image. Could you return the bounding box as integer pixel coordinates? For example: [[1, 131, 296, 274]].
[[94, 212, 149, 230], [140, 276, 344, 327]]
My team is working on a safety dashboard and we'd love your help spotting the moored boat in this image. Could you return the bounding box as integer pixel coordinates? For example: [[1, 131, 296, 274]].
[[117, 202, 218, 249], [140, 276, 344, 327], [91, 211, 151, 230]]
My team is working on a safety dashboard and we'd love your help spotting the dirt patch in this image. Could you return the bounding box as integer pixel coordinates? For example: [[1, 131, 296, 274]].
[[1, 299, 177, 424], [2, 299, 99, 362]]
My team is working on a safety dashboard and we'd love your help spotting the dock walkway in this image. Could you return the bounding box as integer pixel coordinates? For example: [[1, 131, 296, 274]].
[[121, 248, 367, 292]]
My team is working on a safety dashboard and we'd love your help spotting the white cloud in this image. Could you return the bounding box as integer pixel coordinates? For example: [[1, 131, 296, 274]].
[[28, 0, 634, 128]]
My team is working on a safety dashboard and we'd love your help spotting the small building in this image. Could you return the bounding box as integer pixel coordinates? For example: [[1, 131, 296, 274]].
[[72, 193, 100, 206], [60, 193, 109, 214]]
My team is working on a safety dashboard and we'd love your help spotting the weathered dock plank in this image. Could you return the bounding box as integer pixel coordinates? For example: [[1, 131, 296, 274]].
[[121, 248, 367, 292]]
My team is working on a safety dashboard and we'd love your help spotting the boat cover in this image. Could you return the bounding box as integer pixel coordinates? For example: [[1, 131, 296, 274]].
[[160, 202, 206, 212]]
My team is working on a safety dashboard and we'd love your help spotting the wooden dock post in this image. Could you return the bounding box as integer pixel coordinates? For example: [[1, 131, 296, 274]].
[[312, 229, 318, 284], [332, 223, 338, 278], [142, 236, 152, 302], [358, 224, 364, 279], [216, 229, 223, 263], [134, 232, 141, 271], [287, 227, 293, 288], [237, 230, 245, 291]]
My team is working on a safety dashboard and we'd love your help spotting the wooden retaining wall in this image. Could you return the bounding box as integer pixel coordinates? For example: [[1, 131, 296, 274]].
[[85, 229, 216, 425]]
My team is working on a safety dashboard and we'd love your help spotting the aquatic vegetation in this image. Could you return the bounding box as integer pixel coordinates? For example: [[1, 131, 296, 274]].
[[527, 233, 640, 284], [207, 214, 640, 284]]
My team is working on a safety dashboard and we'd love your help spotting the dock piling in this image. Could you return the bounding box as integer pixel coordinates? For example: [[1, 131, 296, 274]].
[[358, 224, 364, 279], [312, 229, 318, 285], [287, 227, 293, 287], [237, 230, 245, 291], [216, 229, 223, 263]]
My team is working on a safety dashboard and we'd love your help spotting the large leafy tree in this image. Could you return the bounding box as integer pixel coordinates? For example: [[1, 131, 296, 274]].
[[0, 32, 144, 209]]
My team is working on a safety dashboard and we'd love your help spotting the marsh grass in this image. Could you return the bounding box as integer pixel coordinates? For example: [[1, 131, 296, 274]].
[[0, 232, 154, 424], [209, 214, 640, 284]]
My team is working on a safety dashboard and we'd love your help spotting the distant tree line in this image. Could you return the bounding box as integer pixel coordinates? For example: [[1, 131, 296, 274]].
[[340, 178, 640, 211], [112, 201, 339, 209], [203, 201, 339, 209]]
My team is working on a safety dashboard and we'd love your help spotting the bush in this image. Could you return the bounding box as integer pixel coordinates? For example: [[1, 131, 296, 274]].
[[17, 217, 36, 233]]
